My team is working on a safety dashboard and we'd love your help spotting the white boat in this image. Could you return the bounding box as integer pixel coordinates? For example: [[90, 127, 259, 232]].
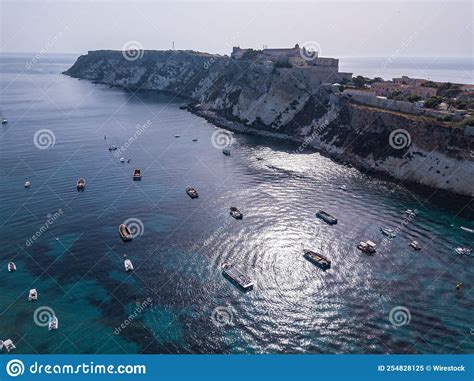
[[2, 118, 7, 124], [28, 288, 38, 301], [124, 258, 134, 271], [48, 316, 59, 331], [8, 262, 16, 272], [409, 240, 421, 251], [380, 227, 396, 238], [460, 226, 474, 233], [404, 209, 416, 217], [357, 240, 377, 254], [1, 339, 16, 352], [120, 157, 125, 163], [108, 145, 118, 151], [222, 148, 231, 156], [76, 178, 86, 190], [24, 181, 31, 188], [338, 185, 347, 191], [454, 247, 472, 256]]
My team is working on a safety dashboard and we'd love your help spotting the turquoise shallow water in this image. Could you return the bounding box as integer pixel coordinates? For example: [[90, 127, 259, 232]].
[[0, 54, 473, 354]]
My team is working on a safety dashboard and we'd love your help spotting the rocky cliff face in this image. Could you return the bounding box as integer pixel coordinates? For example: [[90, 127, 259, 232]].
[[64, 50, 474, 196]]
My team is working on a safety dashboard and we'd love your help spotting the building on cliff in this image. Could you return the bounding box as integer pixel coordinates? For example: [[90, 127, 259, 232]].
[[231, 44, 352, 84]]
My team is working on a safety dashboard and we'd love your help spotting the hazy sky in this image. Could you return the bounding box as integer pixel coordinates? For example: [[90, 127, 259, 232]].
[[0, 0, 472, 57]]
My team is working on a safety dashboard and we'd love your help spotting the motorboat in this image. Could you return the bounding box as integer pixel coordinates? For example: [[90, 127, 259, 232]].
[[192, 139, 198, 142], [222, 263, 253, 291], [409, 240, 421, 251], [230, 206, 243, 219], [222, 148, 231, 156], [120, 157, 125, 163], [48, 316, 59, 331], [316, 210, 338, 225], [380, 227, 396, 238], [119, 224, 133, 241], [174, 134, 181, 138], [124, 258, 134, 272], [76, 178, 86, 190], [186, 186, 199, 199], [460, 226, 474, 233], [2, 118, 7, 124], [108, 145, 118, 151], [133, 169, 142, 181], [357, 240, 376, 254], [303, 249, 331, 270], [1, 339, 16, 352], [24, 181, 31, 188], [8, 262, 16, 272], [454, 247, 472, 256], [28, 288, 38, 301]]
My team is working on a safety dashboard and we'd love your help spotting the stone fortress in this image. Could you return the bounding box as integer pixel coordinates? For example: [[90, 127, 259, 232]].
[[230, 44, 352, 85]]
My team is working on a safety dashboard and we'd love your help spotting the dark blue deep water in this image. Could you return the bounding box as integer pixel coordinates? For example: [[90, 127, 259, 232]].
[[0, 54, 473, 354]]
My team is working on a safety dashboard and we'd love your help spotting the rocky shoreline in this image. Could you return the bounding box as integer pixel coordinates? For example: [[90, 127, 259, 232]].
[[63, 50, 474, 196]]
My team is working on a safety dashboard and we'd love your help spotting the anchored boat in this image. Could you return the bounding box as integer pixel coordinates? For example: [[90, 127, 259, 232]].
[[230, 206, 243, 219], [409, 240, 421, 251], [24, 181, 31, 188], [8, 262, 16, 272], [119, 224, 133, 241], [303, 249, 331, 270], [316, 210, 338, 225], [222, 263, 253, 291], [222, 148, 231, 156], [108, 145, 118, 151], [1, 339, 16, 353], [454, 247, 472, 256], [2, 118, 7, 124], [124, 258, 134, 271], [28, 288, 38, 301], [133, 169, 142, 181], [76, 178, 86, 190], [357, 240, 376, 254], [186, 186, 199, 199], [48, 316, 59, 331], [380, 227, 396, 238]]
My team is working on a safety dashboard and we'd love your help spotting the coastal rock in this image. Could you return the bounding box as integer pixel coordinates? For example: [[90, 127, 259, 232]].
[[64, 50, 474, 196]]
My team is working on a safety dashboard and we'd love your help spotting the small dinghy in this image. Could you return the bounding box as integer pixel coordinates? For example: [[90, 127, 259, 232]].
[[8, 262, 16, 272], [1, 339, 16, 353], [303, 249, 331, 270], [24, 181, 31, 188], [174, 134, 181, 138], [222, 263, 253, 291], [316, 210, 337, 225], [222, 148, 231, 156], [186, 186, 199, 199], [454, 247, 472, 256], [380, 227, 396, 238], [2, 118, 8, 124], [48, 316, 58, 331], [76, 178, 86, 190], [119, 224, 133, 241], [124, 256, 134, 271], [192, 139, 198, 142], [108, 145, 118, 151], [357, 240, 376, 254], [28, 288, 38, 301], [120, 157, 125, 163], [133, 169, 142, 181], [409, 240, 421, 251], [230, 206, 243, 219]]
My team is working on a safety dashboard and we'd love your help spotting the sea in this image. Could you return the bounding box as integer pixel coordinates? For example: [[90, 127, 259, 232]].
[[0, 53, 473, 354]]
